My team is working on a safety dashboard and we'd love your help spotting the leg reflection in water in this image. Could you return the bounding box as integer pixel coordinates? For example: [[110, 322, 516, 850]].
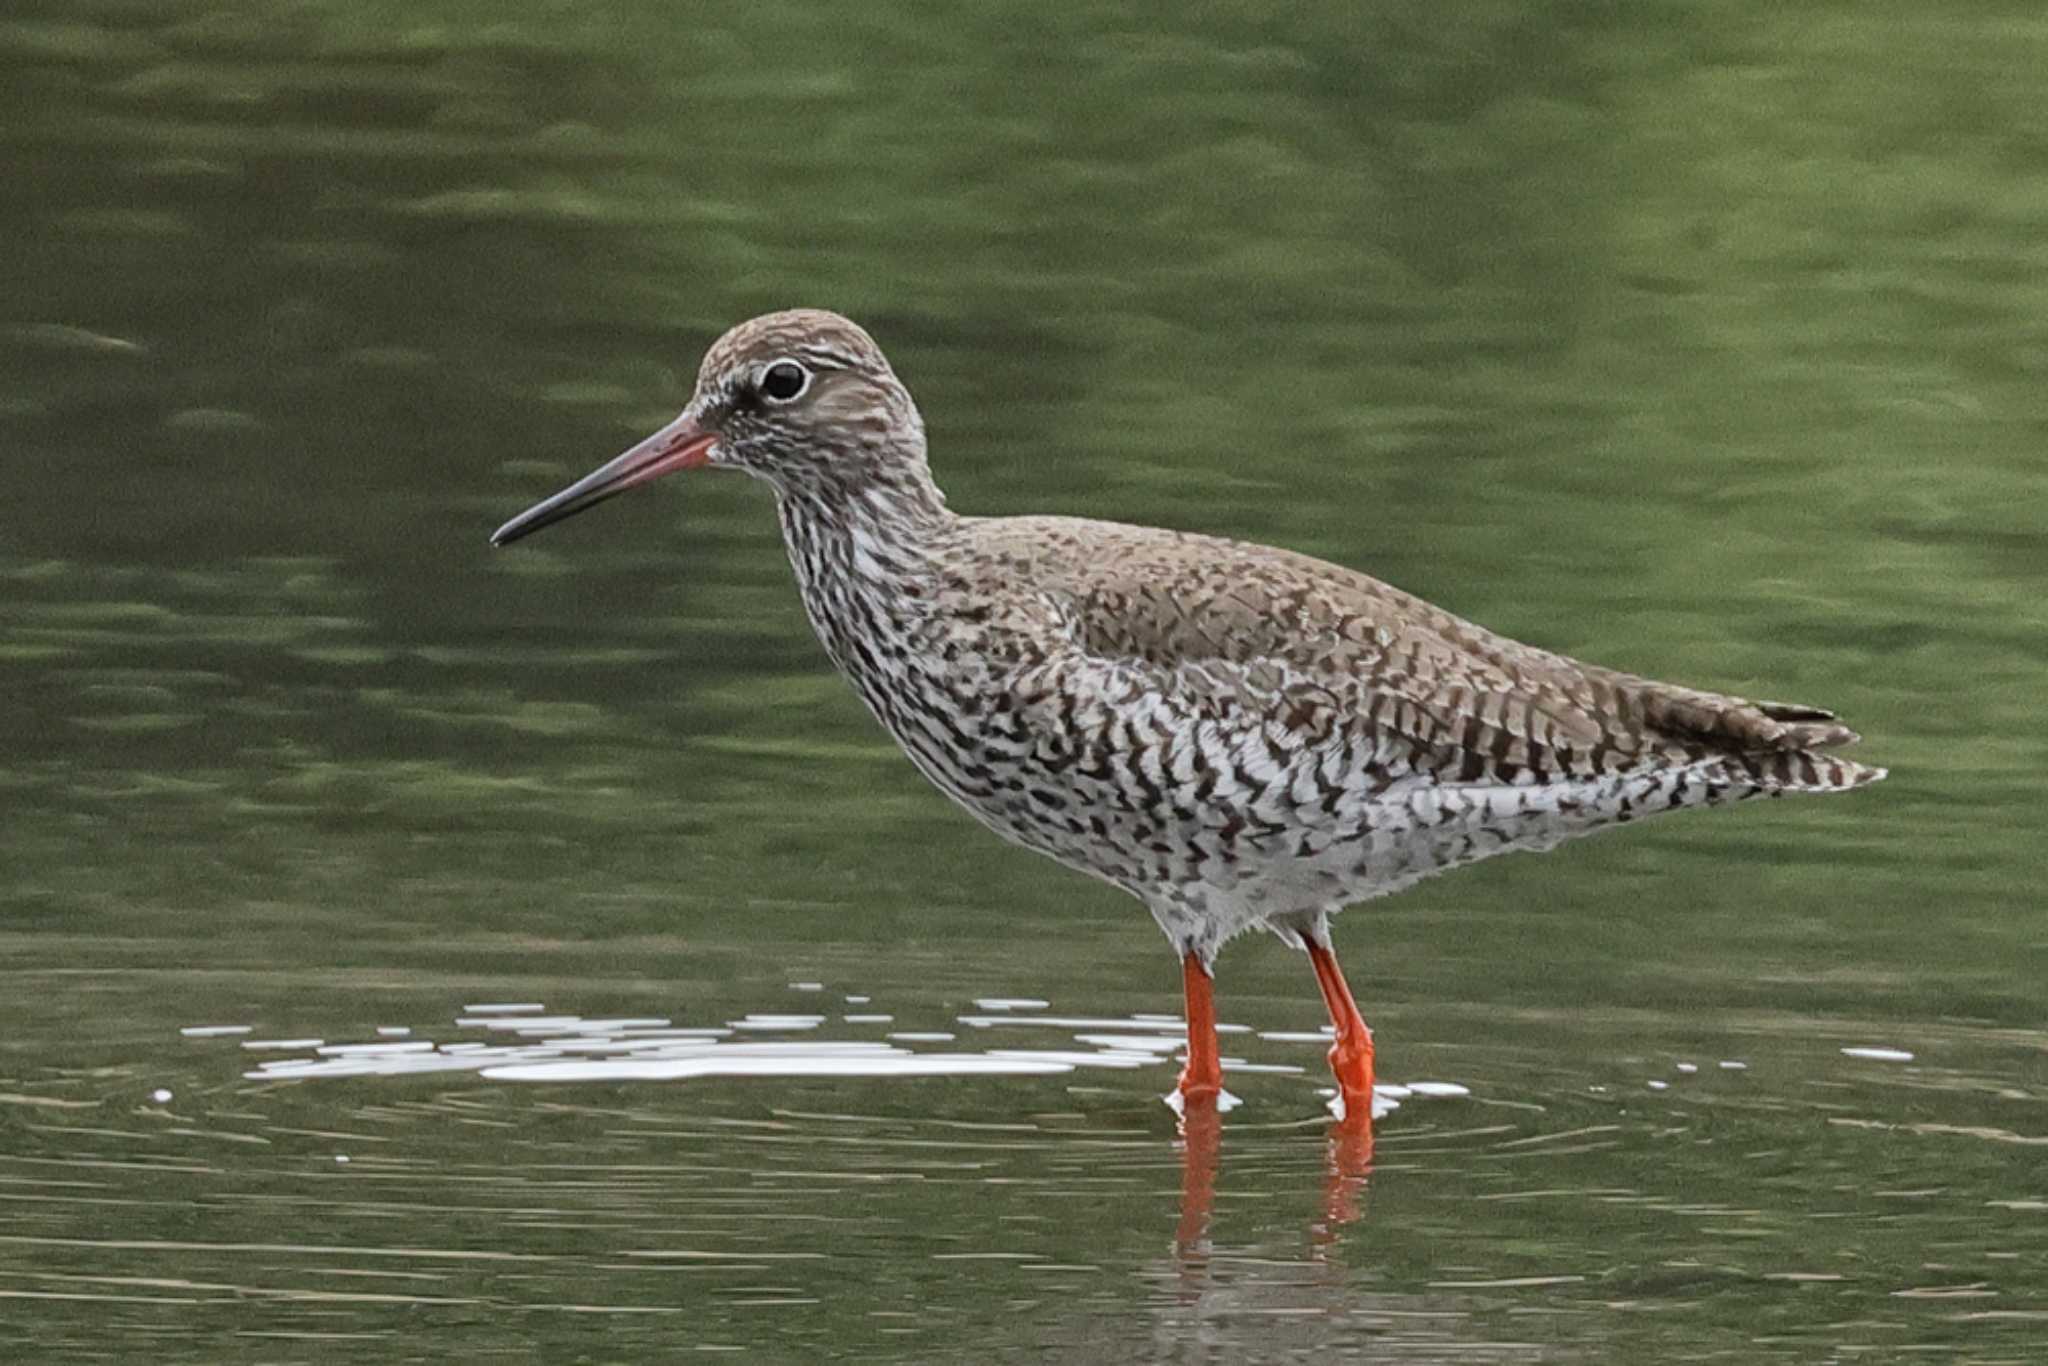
[[1173, 1099, 1375, 1271]]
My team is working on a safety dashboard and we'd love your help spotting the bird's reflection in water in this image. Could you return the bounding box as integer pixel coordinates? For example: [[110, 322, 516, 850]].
[[1175, 1102, 1224, 1257], [1174, 1101, 1376, 1275], [1318, 1115, 1376, 1245]]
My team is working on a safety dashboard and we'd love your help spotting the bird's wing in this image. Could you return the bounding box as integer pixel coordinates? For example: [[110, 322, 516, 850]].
[[959, 516, 1862, 783]]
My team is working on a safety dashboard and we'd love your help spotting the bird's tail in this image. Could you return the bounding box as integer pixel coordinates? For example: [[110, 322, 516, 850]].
[[1742, 700, 1887, 790], [1721, 745, 1887, 793], [1689, 700, 1886, 793], [1617, 683, 1887, 794]]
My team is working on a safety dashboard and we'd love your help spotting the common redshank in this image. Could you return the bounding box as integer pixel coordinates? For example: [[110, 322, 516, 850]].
[[490, 309, 1885, 1132]]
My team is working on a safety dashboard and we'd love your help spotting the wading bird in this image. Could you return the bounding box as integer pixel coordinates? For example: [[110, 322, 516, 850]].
[[491, 309, 1884, 1139]]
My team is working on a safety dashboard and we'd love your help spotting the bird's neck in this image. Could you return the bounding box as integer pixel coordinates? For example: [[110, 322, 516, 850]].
[[777, 457, 953, 556], [775, 468, 956, 666]]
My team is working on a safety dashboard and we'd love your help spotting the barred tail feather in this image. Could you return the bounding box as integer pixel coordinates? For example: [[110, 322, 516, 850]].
[[1725, 748, 1887, 793], [1754, 699, 1863, 751]]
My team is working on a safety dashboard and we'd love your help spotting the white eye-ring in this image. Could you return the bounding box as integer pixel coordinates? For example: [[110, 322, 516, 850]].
[[759, 358, 811, 403]]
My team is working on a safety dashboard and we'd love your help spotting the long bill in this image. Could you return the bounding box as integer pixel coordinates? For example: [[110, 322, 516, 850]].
[[490, 412, 717, 546]]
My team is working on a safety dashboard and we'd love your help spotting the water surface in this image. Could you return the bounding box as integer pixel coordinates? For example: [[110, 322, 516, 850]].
[[3, 1, 2045, 1360]]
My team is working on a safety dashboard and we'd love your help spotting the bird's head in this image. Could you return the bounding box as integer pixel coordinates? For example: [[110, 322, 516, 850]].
[[491, 309, 930, 546]]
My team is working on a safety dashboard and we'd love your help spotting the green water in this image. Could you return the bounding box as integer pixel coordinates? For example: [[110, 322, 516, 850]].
[[4, 2, 2045, 1359]]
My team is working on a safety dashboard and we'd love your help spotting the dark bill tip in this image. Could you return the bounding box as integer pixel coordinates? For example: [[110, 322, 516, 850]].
[[490, 480, 617, 547], [489, 415, 716, 548]]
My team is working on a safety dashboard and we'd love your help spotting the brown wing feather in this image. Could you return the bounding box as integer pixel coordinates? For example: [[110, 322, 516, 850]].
[[960, 515, 1876, 788]]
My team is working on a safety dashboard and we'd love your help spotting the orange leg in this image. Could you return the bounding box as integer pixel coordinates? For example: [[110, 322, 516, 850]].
[[1305, 939, 1375, 1124], [1177, 952, 1223, 1107]]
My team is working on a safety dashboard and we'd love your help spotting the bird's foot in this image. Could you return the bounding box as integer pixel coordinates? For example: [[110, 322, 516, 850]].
[[1163, 1077, 1239, 1118], [1327, 1026, 1375, 1124], [1318, 1027, 1377, 1238], [1176, 1065, 1223, 1110]]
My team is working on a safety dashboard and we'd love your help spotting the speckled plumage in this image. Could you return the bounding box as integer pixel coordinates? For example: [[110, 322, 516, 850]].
[[492, 308, 1884, 1115], [665, 310, 1884, 963]]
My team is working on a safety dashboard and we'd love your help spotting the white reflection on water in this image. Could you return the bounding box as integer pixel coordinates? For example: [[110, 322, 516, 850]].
[[490, 1044, 1074, 1083], [217, 999, 1475, 1115], [957, 1014, 1253, 1034], [728, 1013, 826, 1031]]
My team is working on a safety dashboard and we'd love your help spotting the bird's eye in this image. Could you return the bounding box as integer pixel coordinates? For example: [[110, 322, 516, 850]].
[[760, 359, 810, 403]]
